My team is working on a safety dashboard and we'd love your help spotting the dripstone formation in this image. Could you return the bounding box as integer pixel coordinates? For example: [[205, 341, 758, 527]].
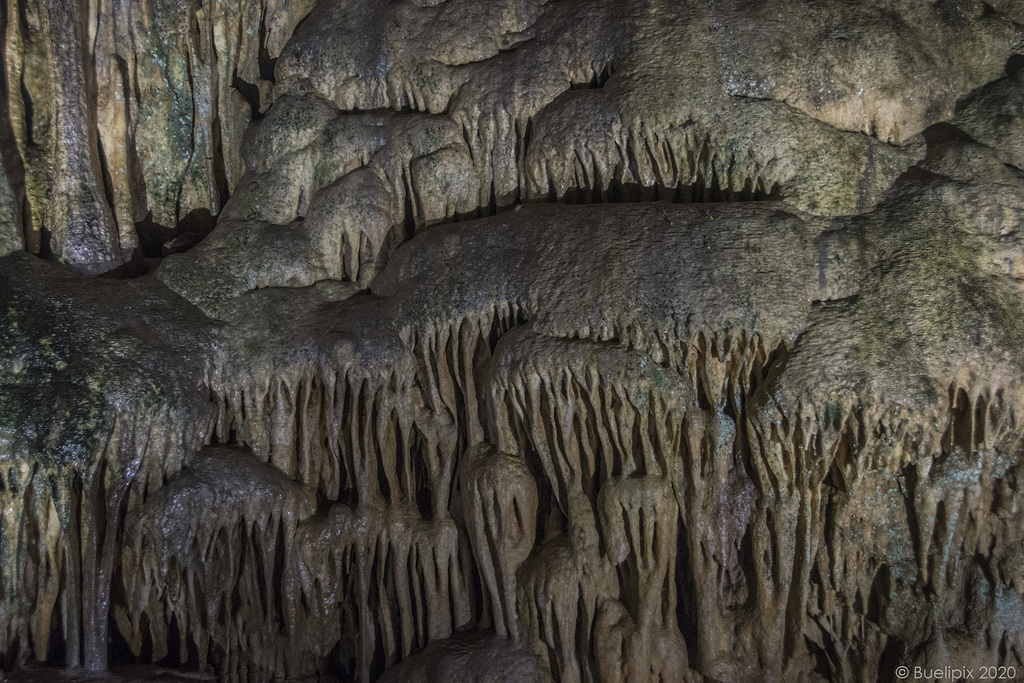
[[1, 1, 1024, 681]]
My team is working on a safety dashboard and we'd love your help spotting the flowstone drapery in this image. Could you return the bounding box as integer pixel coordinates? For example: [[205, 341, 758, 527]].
[[2, 1, 1024, 681]]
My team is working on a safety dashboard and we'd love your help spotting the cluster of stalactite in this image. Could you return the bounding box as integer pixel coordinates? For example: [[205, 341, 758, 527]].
[[0, 402, 211, 673], [234, 91, 793, 230], [0, 0, 1016, 289], [150, 0, 1024, 316], [156, 82, 910, 319], [1, 0, 312, 267], [2, 285, 1021, 682], [120, 447, 316, 679]]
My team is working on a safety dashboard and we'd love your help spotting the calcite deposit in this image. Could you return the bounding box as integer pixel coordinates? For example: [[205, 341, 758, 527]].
[[3, 0, 312, 265], [1, 0, 1024, 681]]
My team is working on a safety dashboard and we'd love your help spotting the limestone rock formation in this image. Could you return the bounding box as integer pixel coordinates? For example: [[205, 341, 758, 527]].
[[2, 0, 1024, 682], [4, 0, 313, 267], [0, 163, 22, 257]]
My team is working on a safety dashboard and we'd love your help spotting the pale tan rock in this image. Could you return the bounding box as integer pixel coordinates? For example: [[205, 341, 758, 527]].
[[2, 0, 315, 269], [159, 0, 1024, 312], [5, 1, 1024, 682], [459, 444, 538, 640]]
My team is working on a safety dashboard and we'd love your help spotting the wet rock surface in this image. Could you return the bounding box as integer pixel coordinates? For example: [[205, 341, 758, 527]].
[[2, 0, 1024, 681], [4, 0, 313, 267]]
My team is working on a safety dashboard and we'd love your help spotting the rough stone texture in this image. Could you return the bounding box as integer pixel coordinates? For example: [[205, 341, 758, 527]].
[[2, 1, 1024, 682], [155, 0, 1023, 317], [0, 253, 217, 671], [0, 163, 22, 257], [3, 0, 313, 267], [377, 632, 552, 683]]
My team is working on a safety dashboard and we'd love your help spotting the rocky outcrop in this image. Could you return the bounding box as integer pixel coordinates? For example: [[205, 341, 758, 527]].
[[3, 0, 313, 268], [156, 0, 1024, 317], [0, 0, 1018, 275]]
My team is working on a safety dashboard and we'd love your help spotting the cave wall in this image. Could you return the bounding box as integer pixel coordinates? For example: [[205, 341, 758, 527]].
[[1, 0, 313, 266], [1, 1, 1024, 682]]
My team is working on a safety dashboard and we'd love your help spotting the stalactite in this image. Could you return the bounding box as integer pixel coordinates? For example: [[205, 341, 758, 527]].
[[459, 444, 537, 640], [127, 446, 316, 680]]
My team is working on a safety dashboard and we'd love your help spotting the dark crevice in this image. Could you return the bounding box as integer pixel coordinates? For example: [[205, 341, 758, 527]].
[[498, 35, 534, 54], [273, 520, 287, 625], [107, 610, 136, 668], [134, 213, 175, 258], [866, 564, 890, 625], [210, 116, 230, 210], [402, 172, 416, 240], [406, 170, 782, 242], [95, 135, 117, 219], [807, 632, 833, 680], [18, 74, 33, 147], [175, 209, 216, 241], [922, 121, 976, 148], [899, 463, 923, 589], [877, 637, 907, 682], [570, 60, 615, 90], [16, 0, 28, 31], [160, 615, 182, 669], [1006, 54, 1024, 79], [675, 525, 699, 664], [335, 104, 419, 116], [134, 209, 216, 258], [46, 608, 67, 667], [232, 74, 263, 121]]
